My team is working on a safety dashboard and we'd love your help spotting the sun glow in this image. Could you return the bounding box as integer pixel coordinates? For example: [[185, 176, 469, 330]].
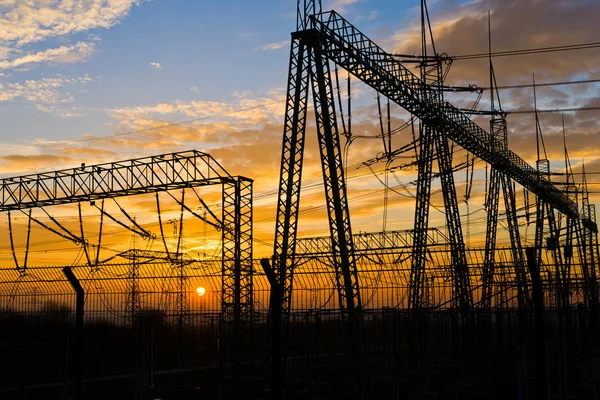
[[196, 286, 206, 296]]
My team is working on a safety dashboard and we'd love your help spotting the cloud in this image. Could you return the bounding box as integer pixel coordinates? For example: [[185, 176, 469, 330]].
[[190, 85, 201, 93], [254, 40, 290, 51], [0, 1, 144, 72], [34, 104, 88, 118], [0, 41, 96, 69], [0, 75, 94, 107], [149, 62, 162, 69], [0, 0, 145, 46], [328, 0, 362, 12], [0, 154, 75, 172], [109, 89, 286, 126], [385, 0, 600, 85]]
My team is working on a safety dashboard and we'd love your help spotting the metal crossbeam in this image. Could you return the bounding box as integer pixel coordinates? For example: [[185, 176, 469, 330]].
[[296, 228, 448, 255], [0, 150, 232, 211], [310, 11, 581, 221]]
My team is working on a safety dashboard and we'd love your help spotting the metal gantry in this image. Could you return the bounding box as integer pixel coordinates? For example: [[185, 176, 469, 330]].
[[299, 4, 600, 313], [275, 1, 590, 320], [0, 150, 253, 369]]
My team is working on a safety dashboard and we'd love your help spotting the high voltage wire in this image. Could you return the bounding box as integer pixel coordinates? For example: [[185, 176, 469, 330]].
[[451, 41, 600, 60], [480, 78, 600, 91], [506, 106, 600, 115]]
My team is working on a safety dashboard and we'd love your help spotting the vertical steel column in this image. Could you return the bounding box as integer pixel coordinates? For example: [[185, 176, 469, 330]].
[[220, 177, 253, 397]]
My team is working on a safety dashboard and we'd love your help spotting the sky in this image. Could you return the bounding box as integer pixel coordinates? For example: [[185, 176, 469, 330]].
[[1, 0, 600, 264]]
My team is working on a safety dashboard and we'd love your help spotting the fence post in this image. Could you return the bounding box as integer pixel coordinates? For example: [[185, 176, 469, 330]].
[[63, 267, 84, 400], [525, 247, 548, 400]]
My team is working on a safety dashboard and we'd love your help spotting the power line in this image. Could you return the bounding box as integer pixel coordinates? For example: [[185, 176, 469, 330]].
[[506, 106, 600, 115], [452, 41, 600, 60], [462, 105, 600, 115], [481, 78, 600, 91]]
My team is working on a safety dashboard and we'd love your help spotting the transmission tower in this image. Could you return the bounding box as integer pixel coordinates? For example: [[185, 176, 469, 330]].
[[272, 0, 363, 396], [409, 0, 472, 312], [481, 15, 528, 309]]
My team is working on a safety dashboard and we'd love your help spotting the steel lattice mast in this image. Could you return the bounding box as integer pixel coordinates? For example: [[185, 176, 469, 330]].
[[273, 0, 362, 325], [481, 25, 529, 308], [272, 0, 363, 396]]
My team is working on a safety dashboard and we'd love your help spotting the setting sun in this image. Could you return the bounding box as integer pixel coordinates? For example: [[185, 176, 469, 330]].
[[196, 286, 206, 297]]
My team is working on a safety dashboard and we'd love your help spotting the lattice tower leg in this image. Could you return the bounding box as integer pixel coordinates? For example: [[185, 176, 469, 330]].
[[409, 123, 435, 310], [434, 132, 472, 311], [534, 196, 545, 275], [307, 29, 364, 397], [574, 219, 592, 305], [546, 203, 567, 308], [482, 167, 500, 308], [273, 32, 311, 318], [409, 54, 443, 311], [501, 174, 529, 308]]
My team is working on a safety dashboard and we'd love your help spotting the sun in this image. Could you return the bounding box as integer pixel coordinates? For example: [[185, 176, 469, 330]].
[[196, 286, 206, 297]]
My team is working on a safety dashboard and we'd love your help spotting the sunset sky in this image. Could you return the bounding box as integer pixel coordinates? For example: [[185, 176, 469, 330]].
[[0, 0, 599, 265]]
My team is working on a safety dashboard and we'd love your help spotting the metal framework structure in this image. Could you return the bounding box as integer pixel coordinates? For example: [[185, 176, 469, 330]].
[[274, 1, 599, 323], [0, 150, 253, 366]]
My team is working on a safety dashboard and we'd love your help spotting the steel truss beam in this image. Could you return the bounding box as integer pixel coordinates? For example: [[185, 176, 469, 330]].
[[308, 11, 584, 223], [0, 150, 230, 210], [297, 228, 449, 254], [292, 229, 596, 308]]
